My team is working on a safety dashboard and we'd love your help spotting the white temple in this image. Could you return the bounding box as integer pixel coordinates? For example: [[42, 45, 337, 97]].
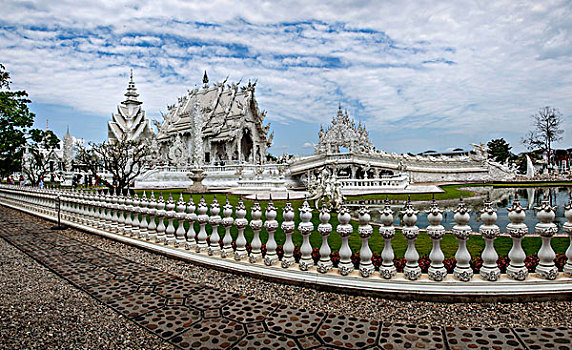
[[107, 70, 154, 143], [152, 73, 273, 166]]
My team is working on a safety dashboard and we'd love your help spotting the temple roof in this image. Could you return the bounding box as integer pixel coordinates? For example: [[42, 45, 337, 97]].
[[316, 105, 374, 154]]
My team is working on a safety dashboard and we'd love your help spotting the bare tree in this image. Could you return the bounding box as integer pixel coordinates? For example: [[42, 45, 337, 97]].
[[522, 106, 564, 167], [76, 136, 149, 191], [21, 129, 61, 184]]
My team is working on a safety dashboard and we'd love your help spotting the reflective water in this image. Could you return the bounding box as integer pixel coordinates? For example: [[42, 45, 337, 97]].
[[370, 187, 572, 231]]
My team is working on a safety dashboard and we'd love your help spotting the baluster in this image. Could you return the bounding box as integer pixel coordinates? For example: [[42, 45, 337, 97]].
[[564, 202, 572, 276], [221, 196, 234, 258], [401, 197, 421, 280], [103, 190, 113, 230], [249, 199, 263, 263], [379, 197, 396, 279], [264, 196, 278, 265], [452, 197, 473, 281], [337, 204, 354, 276], [155, 193, 167, 243], [298, 198, 314, 271], [174, 193, 187, 247], [281, 196, 295, 268], [146, 192, 158, 241], [358, 200, 374, 277], [506, 196, 528, 280], [535, 199, 559, 280], [131, 193, 141, 237], [138, 191, 149, 239], [116, 192, 126, 233], [109, 191, 120, 232], [234, 197, 248, 260], [317, 203, 333, 273], [124, 193, 134, 235], [185, 196, 197, 250], [195, 196, 209, 252], [165, 194, 177, 245], [426, 197, 446, 281], [208, 196, 221, 255], [479, 194, 500, 281]]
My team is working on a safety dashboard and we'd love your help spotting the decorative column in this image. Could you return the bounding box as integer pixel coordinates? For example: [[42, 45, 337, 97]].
[[298, 198, 314, 271], [174, 193, 187, 247], [234, 198, 248, 261], [401, 198, 421, 280], [506, 197, 529, 280], [184, 197, 197, 249], [146, 192, 158, 241], [281, 198, 295, 268], [138, 192, 149, 239], [164, 194, 177, 245], [195, 196, 209, 253], [221, 197, 234, 258], [535, 199, 559, 280], [452, 197, 473, 281], [426, 197, 447, 281], [479, 195, 500, 281], [155, 193, 167, 244], [123, 193, 134, 235], [317, 204, 333, 273], [358, 201, 374, 277], [208, 196, 221, 256], [131, 193, 141, 237], [379, 197, 396, 279], [109, 191, 119, 232], [337, 204, 354, 276], [249, 199, 263, 263], [263, 198, 279, 265], [116, 193, 126, 234], [563, 202, 572, 276]]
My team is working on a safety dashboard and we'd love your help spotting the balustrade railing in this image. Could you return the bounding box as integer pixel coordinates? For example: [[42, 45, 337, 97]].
[[1, 184, 572, 285]]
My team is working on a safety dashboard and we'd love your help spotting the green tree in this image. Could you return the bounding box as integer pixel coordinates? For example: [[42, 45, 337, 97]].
[[522, 106, 564, 168], [487, 138, 513, 164], [21, 129, 61, 184], [0, 64, 36, 178]]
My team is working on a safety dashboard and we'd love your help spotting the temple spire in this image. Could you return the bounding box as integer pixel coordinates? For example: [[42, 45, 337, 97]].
[[123, 69, 141, 105], [203, 70, 209, 85]]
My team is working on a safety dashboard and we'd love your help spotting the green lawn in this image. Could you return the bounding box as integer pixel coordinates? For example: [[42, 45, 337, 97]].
[[132, 189, 570, 258]]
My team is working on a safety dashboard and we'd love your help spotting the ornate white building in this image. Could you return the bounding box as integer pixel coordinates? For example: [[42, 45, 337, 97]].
[[153, 75, 273, 166], [316, 105, 375, 155], [107, 70, 154, 143]]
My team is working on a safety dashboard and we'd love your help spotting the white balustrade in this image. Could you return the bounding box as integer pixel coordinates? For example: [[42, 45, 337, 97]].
[[221, 197, 234, 258], [337, 204, 353, 276], [506, 197, 528, 280], [535, 200, 558, 280], [164, 194, 177, 245], [452, 197, 473, 281], [155, 193, 167, 243], [317, 204, 333, 273], [401, 197, 421, 280], [479, 195, 500, 281], [146, 192, 158, 241], [249, 199, 263, 263], [281, 198, 295, 268], [184, 197, 197, 250], [174, 193, 187, 247], [298, 198, 314, 271], [564, 202, 572, 276], [195, 196, 209, 252], [427, 198, 446, 281], [358, 201, 374, 277], [263, 197, 279, 265], [208, 196, 221, 255], [233, 198, 248, 260], [378, 198, 396, 279]]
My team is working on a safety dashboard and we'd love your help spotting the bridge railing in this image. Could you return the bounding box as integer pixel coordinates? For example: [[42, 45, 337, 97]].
[[1, 184, 571, 292]]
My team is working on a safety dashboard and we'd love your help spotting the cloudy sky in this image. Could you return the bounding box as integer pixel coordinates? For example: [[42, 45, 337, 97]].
[[1, 1, 571, 155]]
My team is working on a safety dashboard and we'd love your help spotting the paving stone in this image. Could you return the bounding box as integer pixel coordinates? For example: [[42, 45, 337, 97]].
[[108, 292, 167, 318], [133, 305, 201, 338], [232, 332, 298, 349], [65, 268, 115, 287], [153, 277, 202, 299], [297, 334, 323, 349], [317, 314, 379, 349], [222, 295, 279, 323], [170, 317, 245, 349], [378, 323, 445, 349], [266, 305, 327, 337], [84, 279, 140, 302], [128, 270, 174, 286], [514, 326, 572, 350], [186, 287, 240, 311], [445, 326, 524, 350]]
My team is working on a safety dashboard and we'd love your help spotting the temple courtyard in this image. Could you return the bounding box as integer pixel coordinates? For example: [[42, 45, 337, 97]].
[[1, 206, 571, 350]]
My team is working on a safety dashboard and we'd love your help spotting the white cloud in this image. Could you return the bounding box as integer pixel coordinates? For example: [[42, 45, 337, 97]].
[[0, 0, 571, 154]]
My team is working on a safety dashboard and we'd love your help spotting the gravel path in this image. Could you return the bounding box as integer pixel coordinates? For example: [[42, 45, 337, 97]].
[[3, 206, 572, 336], [0, 231, 174, 350]]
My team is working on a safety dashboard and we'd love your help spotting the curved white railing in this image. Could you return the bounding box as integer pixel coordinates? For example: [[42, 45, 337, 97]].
[[1, 184, 571, 301]]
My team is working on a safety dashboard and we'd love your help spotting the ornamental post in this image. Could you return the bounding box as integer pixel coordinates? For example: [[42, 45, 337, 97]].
[[164, 193, 177, 245], [264, 197, 279, 265], [535, 199, 559, 280], [281, 197, 296, 268], [317, 203, 333, 273], [234, 198, 248, 261], [426, 197, 446, 281], [249, 199, 263, 263], [174, 193, 187, 247], [146, 191, 158, 241], [337, 204, 354, 276], [401, 197, 421, 280], [563, 201, 572, 276], [506, 196, 529, 280], [452, 197, 473, 281], [155, 193, 167, 244], [358, 200, 374, 277], [195, 196, 209, 253], [479, 194, 500, 281], [379, 197, 396, 279], [298, 198, 314, 271], [221, 196, 234, 258], [208, 196, 222, 255], [184, 196, 197, 249]]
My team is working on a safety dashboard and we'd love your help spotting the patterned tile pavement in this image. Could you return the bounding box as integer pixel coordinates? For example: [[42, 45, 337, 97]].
[[0, 211, 570, 350]]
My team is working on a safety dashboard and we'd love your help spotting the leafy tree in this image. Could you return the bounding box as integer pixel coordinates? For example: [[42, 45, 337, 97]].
[[522, 106, 564, 167], [487, 138, 513, 164], [21, 129, 61, 184], [0, 64, 36, 178], [75, 136, 149, 191]]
